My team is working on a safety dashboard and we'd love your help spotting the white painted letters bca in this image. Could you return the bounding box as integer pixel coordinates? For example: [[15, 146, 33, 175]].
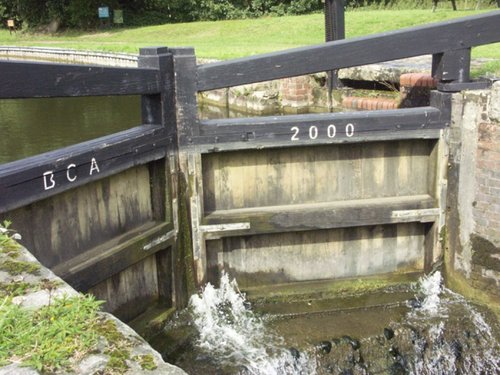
[[42, 157, 100, 190]]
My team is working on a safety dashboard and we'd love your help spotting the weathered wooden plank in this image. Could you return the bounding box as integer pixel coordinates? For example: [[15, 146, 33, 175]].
[[52, 221, 175, 291], [0, 125, 169, 212], [202, 195, 438, 238], [184, 107, 444, 151], [89, 255, 160, 321], [202, 141, 434, 212], [197, 11, 500, 90], [156, 248, 174, 306], [207, 223, 425, 287], [0, 60, 161, 98], [424, 222, 439, 273]]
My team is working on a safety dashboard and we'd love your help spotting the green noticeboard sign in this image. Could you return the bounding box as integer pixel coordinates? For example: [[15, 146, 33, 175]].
[[114, 10, 124, 24], [98, 7, 110, 19]]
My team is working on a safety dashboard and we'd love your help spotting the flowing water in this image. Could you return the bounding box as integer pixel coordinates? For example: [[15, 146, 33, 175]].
[[188, 273, 317, 375], [159, 271, 500, 375]]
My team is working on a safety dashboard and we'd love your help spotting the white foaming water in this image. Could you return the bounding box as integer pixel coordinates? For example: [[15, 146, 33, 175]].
[[408, 271, 500, 375], [189, 272, 315, 375], [187, 271, 499, 375], [417, 270, 446, 316]]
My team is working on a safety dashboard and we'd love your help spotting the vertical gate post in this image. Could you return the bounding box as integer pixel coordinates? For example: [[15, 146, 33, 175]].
[[170, 48, 206, 289], [324, 0, 345, 98], [138, 47, 194, 308], [423, 91, 453, 273], [138, 47, 176, 222]]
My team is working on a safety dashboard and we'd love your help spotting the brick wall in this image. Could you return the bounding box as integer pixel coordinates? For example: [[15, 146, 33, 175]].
[[280, 76, 314, 111]]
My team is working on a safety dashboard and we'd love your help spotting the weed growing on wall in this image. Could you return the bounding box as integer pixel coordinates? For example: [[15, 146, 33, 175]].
[[0, 294, 104, 372], [0, 220, 21, 252], [0, 222, 107, 373]]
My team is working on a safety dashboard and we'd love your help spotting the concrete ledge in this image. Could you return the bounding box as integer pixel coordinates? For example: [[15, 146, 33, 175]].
[[0, 46, 138, 67], [338, 56, 433, 83], [0, 235, 186, 375]]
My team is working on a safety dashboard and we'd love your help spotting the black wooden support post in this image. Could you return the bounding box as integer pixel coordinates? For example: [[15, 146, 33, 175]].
[[324, 0, 345, 42], [432, 48, 472, 92], [169, 47, 201, 305], [324, 0, 345, 105], [138, 47, 176, 307]]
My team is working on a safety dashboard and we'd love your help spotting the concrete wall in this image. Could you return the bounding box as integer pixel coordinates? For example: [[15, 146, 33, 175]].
[[0, 47, 137, 67], [446, 81, 500, 309]]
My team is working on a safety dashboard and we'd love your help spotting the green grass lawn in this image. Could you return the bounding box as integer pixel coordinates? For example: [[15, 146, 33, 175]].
[[0, 9, 498, 68]]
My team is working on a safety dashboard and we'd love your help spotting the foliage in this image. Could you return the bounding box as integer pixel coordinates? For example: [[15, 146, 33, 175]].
[[97, 318, 134, 374], [0, 259, 40, 275], [64, 0, 112, 29], [134, 354, 158, 370], [190, 0, 322, 19], [345, 0, 499, 9], [0, 294, 103, 372], [0, 0, 498, 28], [0, 221, 21, 252], [193, 0, 248, 21]]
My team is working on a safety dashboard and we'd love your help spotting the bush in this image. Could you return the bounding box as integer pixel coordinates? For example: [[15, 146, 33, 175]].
[[1, 0, 498, 29]]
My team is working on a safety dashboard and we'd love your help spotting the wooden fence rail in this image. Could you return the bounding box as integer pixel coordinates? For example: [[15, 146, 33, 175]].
[[197, 11, 500, 91], [0, 61, 161, 98]]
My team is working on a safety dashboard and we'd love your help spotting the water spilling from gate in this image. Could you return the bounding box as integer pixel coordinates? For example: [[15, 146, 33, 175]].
[[188, 273, 316, 375], [158, 271, 500, 375]]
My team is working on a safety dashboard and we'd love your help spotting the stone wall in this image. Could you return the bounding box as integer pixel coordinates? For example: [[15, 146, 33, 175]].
[[446, 81, 500, 311]]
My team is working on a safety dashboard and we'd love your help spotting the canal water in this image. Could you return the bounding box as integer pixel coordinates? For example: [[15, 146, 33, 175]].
[[0, 96, 141, 164], [0, 96, 267, 164], [156, 272, 500, 375]]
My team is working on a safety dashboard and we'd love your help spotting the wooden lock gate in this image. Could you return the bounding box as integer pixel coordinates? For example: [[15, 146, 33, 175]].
[[1, 11, 499, 320]]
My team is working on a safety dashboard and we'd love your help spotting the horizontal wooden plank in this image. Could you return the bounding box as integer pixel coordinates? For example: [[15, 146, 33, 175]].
[[191, 130, 442, 153], [197, 11, 500, 90], [0, 125, 171, 212], [202, 195, 438, 239], [52, 221, 176, 290], [0, 60, 161, 98], [183, 107, 445, 152]]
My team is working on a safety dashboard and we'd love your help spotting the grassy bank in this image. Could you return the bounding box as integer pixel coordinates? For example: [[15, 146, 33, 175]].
[[0, 9, 498, 62]]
